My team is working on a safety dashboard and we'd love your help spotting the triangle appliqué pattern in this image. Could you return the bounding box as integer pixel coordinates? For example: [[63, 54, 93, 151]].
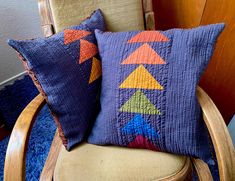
[[119, 90, 161, 115], [127, 31, 169, 43], [89, 57, 101, 84], [119, 65, 163, 90], [121, 43, 166, 65], [128, 135, 159, 151], [64, 30, 91, 45], [79, 39, 98, 64], [122, 114, 159, 139]]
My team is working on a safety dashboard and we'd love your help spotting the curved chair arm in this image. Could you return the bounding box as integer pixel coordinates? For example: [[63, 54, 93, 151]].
[[191, 158, 213, 181], [4, 94, 46, 181], [197, 86, 235, 181], [143, 0, 155, 30], [38, 0, 54, 37]]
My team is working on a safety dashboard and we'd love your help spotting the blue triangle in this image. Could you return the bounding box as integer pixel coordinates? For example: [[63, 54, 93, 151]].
[[122, 114, 159, 139]]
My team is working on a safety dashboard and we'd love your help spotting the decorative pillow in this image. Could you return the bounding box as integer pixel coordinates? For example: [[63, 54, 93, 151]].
[[88, 24, 225, 160], [8, 9, 105, 150]]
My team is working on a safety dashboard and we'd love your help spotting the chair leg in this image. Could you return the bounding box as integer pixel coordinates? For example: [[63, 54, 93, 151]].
[[191, 158, 213, 181], [40, 130, 62, 181]]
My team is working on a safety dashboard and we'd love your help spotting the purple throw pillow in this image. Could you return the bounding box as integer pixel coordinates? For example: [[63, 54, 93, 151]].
[[88, 24, 224, 161], [8, 9, 105, 150]]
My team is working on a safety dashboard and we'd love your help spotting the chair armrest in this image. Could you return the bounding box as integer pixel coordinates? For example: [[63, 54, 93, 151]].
[[143, 0, 155, 30], [4, 94, 46, 181], [40, 130, 62, 181], [38, 0, 54, 37], [191, 158, 213, 181], [197, 86, 235, 181]]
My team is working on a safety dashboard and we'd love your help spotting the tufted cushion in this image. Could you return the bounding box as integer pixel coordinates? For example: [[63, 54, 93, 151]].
[[49, 0, 145, 32], [54, 143, 188, 181], [88, 24, 225, 160], [8, 10, 105, 150]]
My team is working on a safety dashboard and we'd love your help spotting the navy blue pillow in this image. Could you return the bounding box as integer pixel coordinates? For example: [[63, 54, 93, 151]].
[[8, 9, 105, 150], [88, 24, 224, 160]]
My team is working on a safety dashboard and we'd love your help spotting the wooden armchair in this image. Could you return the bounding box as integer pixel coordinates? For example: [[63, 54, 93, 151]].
[[4, 0, 235, 180]]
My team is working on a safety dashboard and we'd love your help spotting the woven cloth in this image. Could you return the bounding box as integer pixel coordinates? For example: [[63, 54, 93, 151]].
[[8, 9, 105, 150], [88, 24, 225, 160]]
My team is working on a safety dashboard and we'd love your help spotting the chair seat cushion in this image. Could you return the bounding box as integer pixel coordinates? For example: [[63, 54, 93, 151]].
[[54, 143, 188, 181]]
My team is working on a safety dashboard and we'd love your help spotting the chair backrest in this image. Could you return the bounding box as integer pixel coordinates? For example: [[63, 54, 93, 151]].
[[38, 0, 155, 37]]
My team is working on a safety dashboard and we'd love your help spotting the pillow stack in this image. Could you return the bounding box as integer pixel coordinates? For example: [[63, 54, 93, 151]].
[[8, 7, 225, 162]]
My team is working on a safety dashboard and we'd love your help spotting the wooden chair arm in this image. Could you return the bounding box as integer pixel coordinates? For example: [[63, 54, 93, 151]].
[[143, 0, 155, 30], [191, 158, 213, 181], [197, 86, 235, 181], [4, 94, 46, 181], [38, 0, 54, 37], [40, 130, 62, 181]]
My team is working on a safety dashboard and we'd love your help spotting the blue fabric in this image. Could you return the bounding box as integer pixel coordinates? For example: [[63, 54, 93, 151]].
[[0, 105, 56, 181], [88, 24, 225, 162], [7, 10, 105, 150], [0, 137, 8, 181], [0, 76, 38, 129], [122, 114, 160, 138], [228, 114, 235, 146]]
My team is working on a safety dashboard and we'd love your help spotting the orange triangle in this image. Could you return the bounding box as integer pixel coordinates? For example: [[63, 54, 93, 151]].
[[89, 57, 102, 84], [127, 31, 169, 43], [79, 39, 98, 64], [119, 65, 163, 90], [121, 43, 166, 65], [64, 30, 91, 44]]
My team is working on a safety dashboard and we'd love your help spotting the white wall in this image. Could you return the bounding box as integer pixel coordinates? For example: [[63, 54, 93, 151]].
[[0, 0, 42, 84]]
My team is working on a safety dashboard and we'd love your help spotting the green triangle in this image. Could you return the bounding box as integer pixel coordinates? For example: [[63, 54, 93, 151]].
[[119, 90, 161, 115]]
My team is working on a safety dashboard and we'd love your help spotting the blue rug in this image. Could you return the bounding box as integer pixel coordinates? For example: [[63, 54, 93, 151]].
[[0, 76, 39, 129], [0, 105, 56, 181], [0, 75, 56, 180]]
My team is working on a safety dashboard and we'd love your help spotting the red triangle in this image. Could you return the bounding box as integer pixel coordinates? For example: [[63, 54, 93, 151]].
[[79, 39, 98, 64], [64, 30, 91, 45], [121, 43, 166, 65], [128, 135, 159, 151], [128, 31, 169, 43]]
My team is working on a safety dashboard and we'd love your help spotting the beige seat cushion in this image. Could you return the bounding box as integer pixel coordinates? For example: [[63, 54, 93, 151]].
[[54, 143, 188, 181], [49, 0, 145, 32]]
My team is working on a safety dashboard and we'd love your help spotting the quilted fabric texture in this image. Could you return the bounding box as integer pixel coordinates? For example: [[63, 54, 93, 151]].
[[88, 24, 225, 160], [8, 9, 105, 150]]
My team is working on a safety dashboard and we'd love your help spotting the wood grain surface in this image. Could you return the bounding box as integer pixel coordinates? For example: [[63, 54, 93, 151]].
[[40, 130, 62, 181], [197, 87, 235, 181], [153, 0, 235, 123], [153, 0, 206, 30], [199, 0, 235, 123], [4, 94, 46, 181], [191, 158, 213, 181]]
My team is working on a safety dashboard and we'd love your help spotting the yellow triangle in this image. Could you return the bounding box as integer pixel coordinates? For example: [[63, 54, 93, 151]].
[[119, 65, 163, 90], [89, 57, 101, 84]]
